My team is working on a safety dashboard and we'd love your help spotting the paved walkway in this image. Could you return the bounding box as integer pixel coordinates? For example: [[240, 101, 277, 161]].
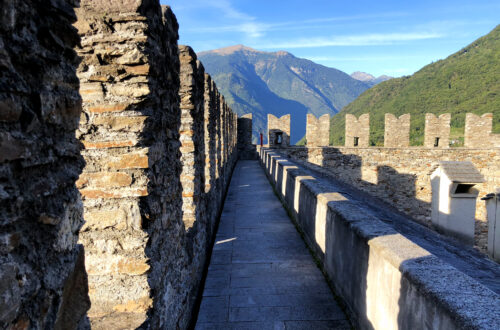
[[195, 160, 350, 329]]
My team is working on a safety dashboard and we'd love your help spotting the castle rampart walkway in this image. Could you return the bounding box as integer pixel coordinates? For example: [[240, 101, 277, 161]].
[[195, 160, 350, 329]]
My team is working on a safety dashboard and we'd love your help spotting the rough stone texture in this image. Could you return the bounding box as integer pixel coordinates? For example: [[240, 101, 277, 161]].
[[238, 114, 258, 159], [280, 146, 500, 252], [268, 114, 290, 148], [345, 114, 369, 147], [261, 149, 500, 330], [178, 46, 217, 323], [424, 113, 450, 148], [0, 0, 91, 328], [306, 114, 330, 147], [179, 46, 205, 231], [76, 3, 179, 328], [75, 3, 238, 327], [384, 113, 410, 147], [203, 74, 218, 232], [465, 113, 500, 148]]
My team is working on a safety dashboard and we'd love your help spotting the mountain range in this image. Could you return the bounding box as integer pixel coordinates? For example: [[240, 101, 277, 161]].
[[331, 25, 500, 146], [198, 45, 373, 143]]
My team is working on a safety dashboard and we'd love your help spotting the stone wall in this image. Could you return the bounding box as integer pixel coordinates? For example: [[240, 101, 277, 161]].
[[345, 114, 369, 147], [74, 1, 238, 328], [268, 114, 290, 148], [238, 113, 258, 159], [261, 149, 500, 330], [306, 114, 329, 147], [465, 113, 500, 148], [203, 74, 217, 226], [280, 146, 500, 251], [179, 46, 205, 231], [424, 113, 450, 148], [0, 0, 90, 329], [384, 113, 410, 147]]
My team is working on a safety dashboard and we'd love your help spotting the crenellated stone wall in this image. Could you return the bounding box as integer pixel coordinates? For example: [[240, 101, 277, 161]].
[[424, 113, 450, 148], [74, 2, 238, 328], [268, 114, 290, 148], [75, 2, 184, 327], [306, 114, 330, 147], [345, 114, 369, 147], [0, 1, 90, 329], [280, 146, 500, 251], [384, 113, 410, 147], [465, 113, 500, 148]]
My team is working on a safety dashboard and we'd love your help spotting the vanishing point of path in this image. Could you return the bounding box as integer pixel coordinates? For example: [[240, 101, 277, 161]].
[[195, 160, 350, 329]]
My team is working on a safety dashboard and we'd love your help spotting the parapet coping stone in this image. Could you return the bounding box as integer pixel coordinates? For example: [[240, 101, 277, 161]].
[[262, 149, 500, 330]]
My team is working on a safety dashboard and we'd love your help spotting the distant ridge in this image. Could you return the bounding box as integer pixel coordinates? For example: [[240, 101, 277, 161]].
[[198, 45, 371, 143], [198, 44, 264, 56], [332, 25, 500, 146], [351, 71, 393, 85]]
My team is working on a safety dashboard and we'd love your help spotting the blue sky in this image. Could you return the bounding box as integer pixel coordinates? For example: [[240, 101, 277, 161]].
[[161, 0, 499, 77]]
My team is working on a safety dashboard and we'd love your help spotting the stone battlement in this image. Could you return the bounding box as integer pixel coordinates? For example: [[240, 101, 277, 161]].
[[1, 1, 237, 328], [298, 112, 499, 148]]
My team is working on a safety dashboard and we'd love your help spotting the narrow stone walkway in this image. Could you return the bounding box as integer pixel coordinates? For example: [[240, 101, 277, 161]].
[[195, 160, 350, 329]]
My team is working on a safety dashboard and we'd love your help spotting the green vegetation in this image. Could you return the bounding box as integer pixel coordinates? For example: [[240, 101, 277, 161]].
[[330, 25, 500, 146], [296, 136, 306, 146]]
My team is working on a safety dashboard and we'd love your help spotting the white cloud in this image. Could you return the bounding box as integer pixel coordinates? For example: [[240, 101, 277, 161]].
[[207, 0, 254, 21], [255, 32, 444, 49], [306, 55, 423, 62]]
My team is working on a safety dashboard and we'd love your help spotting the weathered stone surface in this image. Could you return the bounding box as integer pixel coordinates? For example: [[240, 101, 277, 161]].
[[345, 114, 369, 147], [465, 113, 500, 148], [306, 114, 330, 147], [0, 0, 90, 328], [238, 113, 258, 159], [384, 113, 410, 147], [424, 113, 450, 148], [75, 3, 238, 328], [268, 114, 290, 148]]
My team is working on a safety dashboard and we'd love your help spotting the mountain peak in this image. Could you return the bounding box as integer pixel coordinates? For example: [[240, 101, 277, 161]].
[[199, 44, 262, 56], [275, 50, 292, 57], [350, 71, 376, 82], [351, 71, 393, 85]]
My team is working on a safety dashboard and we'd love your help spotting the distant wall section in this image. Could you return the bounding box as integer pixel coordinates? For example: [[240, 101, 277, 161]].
[[281, 146, 499, 250]]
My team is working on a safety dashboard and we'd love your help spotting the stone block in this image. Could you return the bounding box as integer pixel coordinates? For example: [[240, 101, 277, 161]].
[[77, 172, 133, 189], [88, 103, 129, 113], [86, 255, 150, 276], [82, 209, 128, 231]]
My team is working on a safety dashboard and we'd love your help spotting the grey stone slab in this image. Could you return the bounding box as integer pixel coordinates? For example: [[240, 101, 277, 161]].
[[210, 251, 232, 265], [229, 275, 327, 289], [204, 282, 332, 297], [197, 296, 229, 323], [283, 320, 351, 330], [196, 321, 285, 330], [229, 293, 338, 308], [229, 306, 292, 322], [204, 274, 230, 290], [287, 305, 347, 321]]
